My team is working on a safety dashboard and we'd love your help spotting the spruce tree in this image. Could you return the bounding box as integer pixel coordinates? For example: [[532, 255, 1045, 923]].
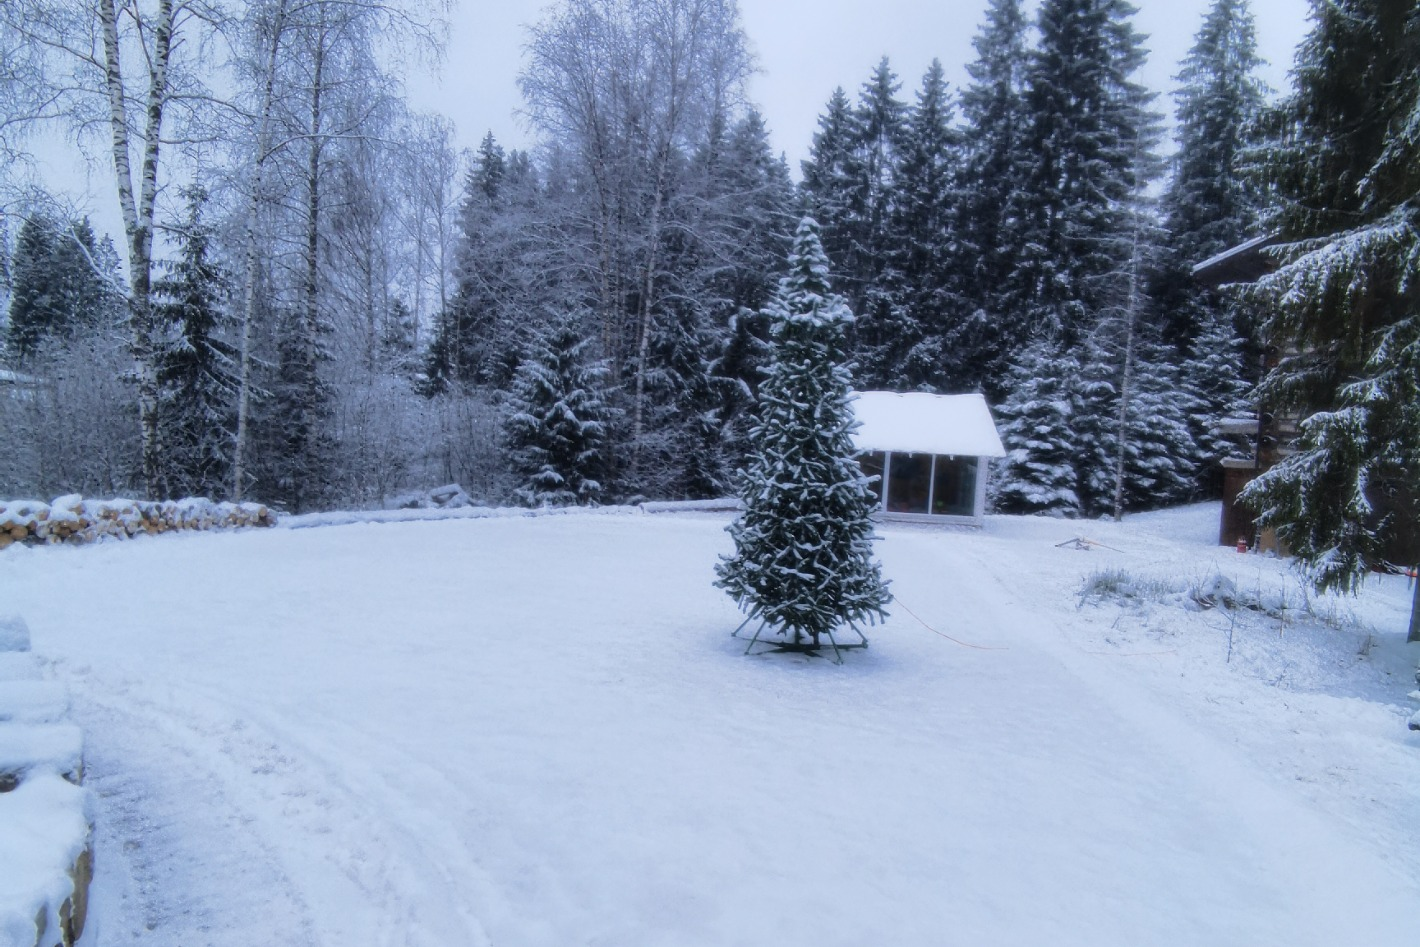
[[1240, 0, 1420, 596], [846, 59, 909, 383], [716, 218, 890, 647], [1180, 308, 1252, 495], [1009, 0, 1161, 347], [152, 185, 235, 499], [423, 133, 531, 395], [1156, 0, 1266, 341], [800, 87, 863, 288], [503, 314, 613, 507], [5, 213, 123, 360], [992, 340, 1083, 516], [266, 304, 335, 514], [1105, 341, 1202, 511], [871, 60, 968, 392], [958, 0, 1032, 393]]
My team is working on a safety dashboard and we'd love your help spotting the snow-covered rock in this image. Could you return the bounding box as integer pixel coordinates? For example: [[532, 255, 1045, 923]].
[[0, 772, 92, 947], [0, 682, 69, 724], [0, 724, 84, 788], [392, 483, 475, 511]]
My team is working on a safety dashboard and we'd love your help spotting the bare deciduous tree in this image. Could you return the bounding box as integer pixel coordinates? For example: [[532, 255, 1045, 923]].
[[520, 0, 753, 469]]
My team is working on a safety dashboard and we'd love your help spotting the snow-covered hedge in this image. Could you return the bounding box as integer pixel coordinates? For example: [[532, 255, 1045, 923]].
[[0, 614, 93, 947], [0, 495, 276, 549]]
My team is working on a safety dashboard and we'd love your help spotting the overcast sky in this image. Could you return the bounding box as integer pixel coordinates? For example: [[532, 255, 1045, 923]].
[[31, 0, 1314, 245], [407, 0, 1314, 169]]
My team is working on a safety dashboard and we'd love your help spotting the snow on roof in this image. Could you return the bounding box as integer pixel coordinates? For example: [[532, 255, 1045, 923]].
[[851, 391, 1006, 458]]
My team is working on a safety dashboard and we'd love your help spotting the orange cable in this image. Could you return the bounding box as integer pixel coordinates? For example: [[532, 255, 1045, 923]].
[[892, 598, 1010, 651]]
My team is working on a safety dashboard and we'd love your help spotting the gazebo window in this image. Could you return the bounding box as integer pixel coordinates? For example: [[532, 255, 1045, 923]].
[[858, 451, 886, 505], [932, 456, 978, 517], [886, 452, 932, 514]]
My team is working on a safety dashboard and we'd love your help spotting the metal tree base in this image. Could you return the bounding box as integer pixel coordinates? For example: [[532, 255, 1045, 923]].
[[731, 618, 869, 665]]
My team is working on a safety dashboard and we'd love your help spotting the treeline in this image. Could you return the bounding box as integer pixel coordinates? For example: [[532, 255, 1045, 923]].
[[1, 0, 1268, 516]]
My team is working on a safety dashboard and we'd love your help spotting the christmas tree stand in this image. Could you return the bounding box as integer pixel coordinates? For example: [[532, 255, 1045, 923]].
[[731, 618, 869, 665]]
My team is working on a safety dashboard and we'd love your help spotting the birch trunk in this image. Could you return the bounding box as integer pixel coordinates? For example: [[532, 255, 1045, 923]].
[[630, 169, 666, 465], [233, 0, 291, 502], [99, 0, 175, 500]]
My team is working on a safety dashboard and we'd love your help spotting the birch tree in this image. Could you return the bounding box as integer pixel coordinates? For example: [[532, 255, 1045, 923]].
[[1, 0, 228, 497]]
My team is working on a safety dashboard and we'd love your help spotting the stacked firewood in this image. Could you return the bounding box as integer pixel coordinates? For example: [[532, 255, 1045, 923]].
[[0, 496, 276, 549]]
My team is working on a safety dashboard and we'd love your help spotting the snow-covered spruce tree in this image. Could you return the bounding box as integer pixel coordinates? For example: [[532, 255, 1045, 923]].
[[1240, 0, 1420, 604], [992, 339, 1083, 517], [1181, 307, 1253, 494], [503, 314, 613, 507], [958, 0, 1033, 394], [1155, 0, 1266, 350], [716, 218, 890, 647], [153, 185, 236, 499], [800, 87, 861, 277], [1155, 0, 1267, 495], [4, 213, 125, 362], [1008, 0, 1161, 348], [873, 60, 970, 393]]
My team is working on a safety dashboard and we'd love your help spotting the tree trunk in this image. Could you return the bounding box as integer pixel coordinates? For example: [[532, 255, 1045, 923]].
[[233, 0, 291, 502], [1111, 220, 1141, 522], [100, 0, 175, 499], [630, 174, 666, 468]]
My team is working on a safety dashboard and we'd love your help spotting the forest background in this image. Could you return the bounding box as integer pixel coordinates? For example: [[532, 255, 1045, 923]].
[[0, 0, 1362, 521]]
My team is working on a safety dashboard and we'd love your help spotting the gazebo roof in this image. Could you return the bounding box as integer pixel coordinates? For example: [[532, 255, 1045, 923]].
[[850, 391, 1006, 458]]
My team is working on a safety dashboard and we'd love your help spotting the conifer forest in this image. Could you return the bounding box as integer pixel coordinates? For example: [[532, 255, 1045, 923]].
[[1, 0, 1415, 587]]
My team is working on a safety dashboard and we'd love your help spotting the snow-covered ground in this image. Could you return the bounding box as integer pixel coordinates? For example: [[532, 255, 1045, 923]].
[[2, 503, 1418, 946]]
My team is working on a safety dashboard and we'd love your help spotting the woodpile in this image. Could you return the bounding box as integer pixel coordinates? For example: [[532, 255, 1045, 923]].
[[0, 496, 276, 550]]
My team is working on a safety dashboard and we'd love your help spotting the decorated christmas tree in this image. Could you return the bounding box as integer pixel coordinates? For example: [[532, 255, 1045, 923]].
[[715, 218, 891, 648]]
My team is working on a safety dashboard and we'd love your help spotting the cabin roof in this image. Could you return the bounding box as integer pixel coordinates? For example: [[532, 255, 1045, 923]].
[[1191, 233, 1285, 286]]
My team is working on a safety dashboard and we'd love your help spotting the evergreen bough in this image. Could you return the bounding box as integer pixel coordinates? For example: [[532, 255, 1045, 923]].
[[715, 218, 890, 646], [1241, 0, 1420, 598]]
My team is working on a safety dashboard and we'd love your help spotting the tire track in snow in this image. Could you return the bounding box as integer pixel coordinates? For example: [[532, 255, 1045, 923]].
[[70, 683, 319, 947], [216, 698, 502, 947], [67, 668, 495, 947]]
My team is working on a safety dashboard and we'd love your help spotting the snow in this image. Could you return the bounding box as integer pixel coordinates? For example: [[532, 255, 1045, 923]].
[[852, 390, 1007, 458], [1, 503, 1418, 945], [0, 723, 84, 783], [0, 653, 42, 682], [0, 615, 31, 652], [0, 772, 91, 947], [0, 681, 70, 723]]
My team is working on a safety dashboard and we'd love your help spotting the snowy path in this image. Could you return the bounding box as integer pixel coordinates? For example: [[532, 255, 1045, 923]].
[[3, 511, 1418, 945]]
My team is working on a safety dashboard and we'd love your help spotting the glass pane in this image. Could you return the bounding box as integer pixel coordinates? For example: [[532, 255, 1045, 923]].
[[887, 452, 931, 514], [932, 456, 978, 516], [857, 451, 885, 506]]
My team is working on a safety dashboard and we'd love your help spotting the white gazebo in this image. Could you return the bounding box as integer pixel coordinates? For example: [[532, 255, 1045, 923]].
[[850, 391, 1006, 527]]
